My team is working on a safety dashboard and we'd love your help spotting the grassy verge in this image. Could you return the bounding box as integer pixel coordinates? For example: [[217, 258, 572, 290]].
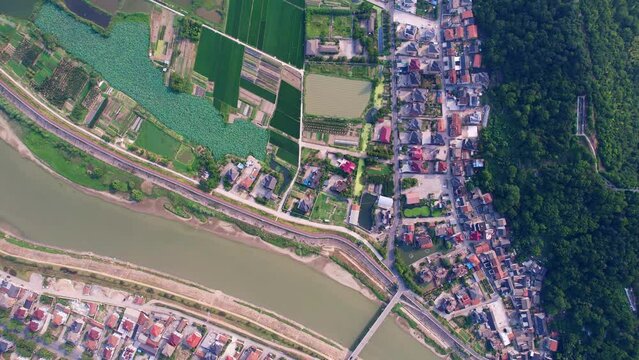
[[0, 97, 143, 198], [234, 300, 341, 349], [391, 304, 449, 356], [329, 254, 388, 302]]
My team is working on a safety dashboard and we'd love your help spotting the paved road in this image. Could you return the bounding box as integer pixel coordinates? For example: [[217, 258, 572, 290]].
[[0, 79, 396, 293], [401, 294, 484, 359], [348, 291, 402, 360]]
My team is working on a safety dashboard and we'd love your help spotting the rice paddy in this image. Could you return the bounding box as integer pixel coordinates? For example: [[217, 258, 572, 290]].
[[193, 27, 244, 107], [225, 0, 305, 68], [269, 82, 301, 138]]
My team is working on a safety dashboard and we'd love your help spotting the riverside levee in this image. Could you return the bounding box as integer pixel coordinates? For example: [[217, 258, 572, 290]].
[[0, 137, 439, 359]]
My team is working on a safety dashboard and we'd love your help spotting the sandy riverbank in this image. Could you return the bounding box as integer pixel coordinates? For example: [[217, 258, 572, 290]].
[[0, 112, 377, 302]]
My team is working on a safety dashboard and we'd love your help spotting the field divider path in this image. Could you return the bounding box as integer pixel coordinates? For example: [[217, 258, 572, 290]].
[[147, 0, 304, 75]]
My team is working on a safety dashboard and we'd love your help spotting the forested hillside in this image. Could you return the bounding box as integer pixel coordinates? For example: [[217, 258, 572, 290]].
[[474, 0, 639, 358], [581, 0, 639, 187]]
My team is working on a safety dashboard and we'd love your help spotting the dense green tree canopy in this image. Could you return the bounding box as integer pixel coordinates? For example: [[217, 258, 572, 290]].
[[475, 0, 639, 358]]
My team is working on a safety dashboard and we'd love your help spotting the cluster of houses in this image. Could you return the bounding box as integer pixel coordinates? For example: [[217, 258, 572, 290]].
[[222, 156, 280, 205], [0, 277, 285, 360]]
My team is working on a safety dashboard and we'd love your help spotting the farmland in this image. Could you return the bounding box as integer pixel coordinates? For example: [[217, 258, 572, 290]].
[[269, 130, 299, 166], [193, 27, 244, 107], [269, 82, 301, 138], [35, 3, 268, 159], [225, 0, 305, 68], [134, 120, 181, 159], [304, 74, 371, 118], [36, 59, 89, 108]]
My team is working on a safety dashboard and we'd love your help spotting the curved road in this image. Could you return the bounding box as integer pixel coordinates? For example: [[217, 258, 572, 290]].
[[0, 79, 396, 292]]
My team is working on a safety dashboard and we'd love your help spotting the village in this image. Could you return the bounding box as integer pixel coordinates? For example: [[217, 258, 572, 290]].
[[0, 271, 290, 360]]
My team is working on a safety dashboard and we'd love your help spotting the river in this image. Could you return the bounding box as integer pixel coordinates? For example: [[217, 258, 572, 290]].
[[0, 134, 437, 359]]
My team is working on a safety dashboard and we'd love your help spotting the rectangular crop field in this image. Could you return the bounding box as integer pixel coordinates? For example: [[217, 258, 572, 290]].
[[269, 82, 301, 138], [304, 74, 371, 118], [240, 78, 276, 103], [269, 130, 298, 165], [225, 0, 305, 68], [194, 28, 244, 107], [135, 120, 181, 159]]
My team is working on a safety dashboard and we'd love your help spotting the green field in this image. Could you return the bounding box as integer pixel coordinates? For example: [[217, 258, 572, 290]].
[[7, 59, 27, 78], [310, 192, 347, 225], [306, 13, 330, 38], [22, 124, 141, 192], [332, 15, 352, 37], [269, 130, 298, 165], [402, 206, 430, 218], [269, 82, 301, 138], [173, 144, 196, 172], [225, 0, 305, 68], [135, 121, 181, 159], [240, 78, 277, 103], [194, 28, 245, 107]]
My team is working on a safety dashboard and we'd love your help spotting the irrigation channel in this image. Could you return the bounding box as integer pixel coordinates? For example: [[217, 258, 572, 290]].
[[0, 131, 437, 359]]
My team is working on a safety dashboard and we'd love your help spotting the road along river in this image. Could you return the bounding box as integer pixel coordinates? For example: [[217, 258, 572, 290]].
[[0, 131, 437, 359]]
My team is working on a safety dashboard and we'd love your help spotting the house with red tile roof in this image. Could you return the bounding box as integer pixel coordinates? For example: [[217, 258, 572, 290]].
[[33, 307, 47, 321], [103, 346, 115, 360], [168, 331, 183, 347], [136, 312, 149, 326], [482, 192, 493, 204], [28, 319, 42, 332], [105, 313, 119, 329], [87, 326, 102, 341], [467, 254, 481, 269], [473, 54, 482, 68], [87, 302, 98, 317], [121, 317, 135, 333], [378, 126, 391, 143], [437, 117, 446, 132], [408, 146, 423, 160], [475, 242, 490, 254], [545, 338, 559, 352], [149, 322, 165, 340], [444, 28, 455, 41], [450, 113, 462, 137], [85, 339, 99, 352], [185, 331, 202, 349], [52, 310, 67, 327], [338, 159, 356, 175], [106, 333, 120, 348], [14, 306, 27, 320], [466, 25, 478, 39], [461, 10, 473, 20]]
